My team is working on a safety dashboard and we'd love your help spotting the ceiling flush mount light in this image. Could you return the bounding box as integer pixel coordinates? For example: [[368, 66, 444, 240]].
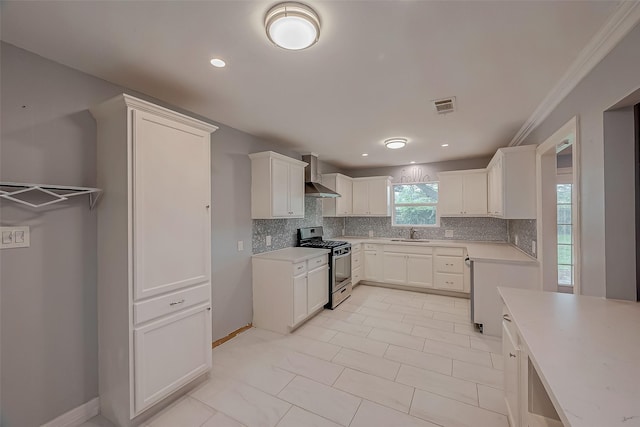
[[441, 143, 449, 147], [410, 161, 416, 164], [210, 58, 226, 68], [265, 2, 320, 50], [384, 138, 407, 150], [361, 153, 369, 157]]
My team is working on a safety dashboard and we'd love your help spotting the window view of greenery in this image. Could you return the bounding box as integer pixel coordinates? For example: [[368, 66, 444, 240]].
[[557, 184, 573, 286], [393, 183, 438, 226]]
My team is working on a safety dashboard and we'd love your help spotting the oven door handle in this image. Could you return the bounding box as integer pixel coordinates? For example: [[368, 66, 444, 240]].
[[333, 251, 351, 260]]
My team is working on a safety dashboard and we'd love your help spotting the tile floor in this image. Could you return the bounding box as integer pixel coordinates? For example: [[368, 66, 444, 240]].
[[82, 285, 507, 427]]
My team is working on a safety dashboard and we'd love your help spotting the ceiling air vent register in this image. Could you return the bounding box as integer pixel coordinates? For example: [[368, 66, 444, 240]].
[[433, 97, 456, 114]]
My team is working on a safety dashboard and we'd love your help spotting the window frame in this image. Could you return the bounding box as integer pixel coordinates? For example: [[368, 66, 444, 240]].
[[556, 174, 573, 287], [391, 181, 440, 228]]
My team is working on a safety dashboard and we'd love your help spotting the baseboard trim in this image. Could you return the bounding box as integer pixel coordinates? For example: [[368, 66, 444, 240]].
[[212, 323, 252, 348], [41, 397, 100, 427]]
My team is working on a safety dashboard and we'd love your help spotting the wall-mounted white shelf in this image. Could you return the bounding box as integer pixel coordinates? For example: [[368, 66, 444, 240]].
[[0, 182, 103, 209]]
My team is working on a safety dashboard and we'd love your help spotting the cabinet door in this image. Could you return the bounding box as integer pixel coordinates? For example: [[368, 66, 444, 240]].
[[292, 274, 308, 326], [489, 158, 504, 216], [368, 179, 389, 215], [134, 304, 211, 414], [336, 176, 353, 215], [407, 254, 433, 287], [438, 174, 464, 216], [133, 110, 211, 300], [307, 265, 329, 313], [271, 158, 291, 217], [383, 252, 407, 285], [463, 172, 488, 215], [503, 323, 520, 427], [352, 180, 369, 215], [363, 250, 379, 281], [352, 266, 362, 286], [289, 163, 305, 217]]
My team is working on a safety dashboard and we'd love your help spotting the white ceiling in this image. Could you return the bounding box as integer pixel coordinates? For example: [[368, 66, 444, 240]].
[[1, 1, 618, 169]]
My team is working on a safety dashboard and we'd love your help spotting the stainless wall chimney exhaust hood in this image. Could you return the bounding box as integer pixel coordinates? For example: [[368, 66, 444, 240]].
[[301, 154, 340, 198]]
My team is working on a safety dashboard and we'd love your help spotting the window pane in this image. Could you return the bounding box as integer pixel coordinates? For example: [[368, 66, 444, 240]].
[[557, 184, 572, 204], [393, 183, 438, 204], [558, 264, 573, 285], [557, 225, 572, 244], [394, 206, 437, 225], [558, 244, 572, 265], [557, 204, 572, 225]]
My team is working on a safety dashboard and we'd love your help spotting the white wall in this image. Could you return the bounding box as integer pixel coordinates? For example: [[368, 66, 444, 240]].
[[522, 22, 640, 298]]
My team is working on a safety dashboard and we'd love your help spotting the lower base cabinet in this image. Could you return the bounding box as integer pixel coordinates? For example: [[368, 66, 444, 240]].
[[253, 252, 329, 334]]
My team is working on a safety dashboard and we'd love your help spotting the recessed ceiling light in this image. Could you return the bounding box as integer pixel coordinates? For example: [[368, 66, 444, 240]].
[[410, 161, 416, 164], [384, 138, 407, 150], [210, 58, 226, 68], [441, 143, 449, 147], [361, 153, 369, 157], [265, 2, 320, 50]]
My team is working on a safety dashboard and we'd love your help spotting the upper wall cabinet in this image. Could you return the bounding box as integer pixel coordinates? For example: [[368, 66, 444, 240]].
[[249, 151, 307, 219], [321, 173, 353, 217], [438, 169, 488, 217], [352, 176, 392, 216], [487, 146, 537, 219]]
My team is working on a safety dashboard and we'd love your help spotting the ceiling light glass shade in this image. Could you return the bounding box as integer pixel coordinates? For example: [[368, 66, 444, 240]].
[[265, 2, 320, 50], [384, 138, 408, 149]]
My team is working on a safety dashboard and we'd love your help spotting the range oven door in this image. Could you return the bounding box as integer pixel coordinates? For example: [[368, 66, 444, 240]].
[[332, 246, 351, 292]]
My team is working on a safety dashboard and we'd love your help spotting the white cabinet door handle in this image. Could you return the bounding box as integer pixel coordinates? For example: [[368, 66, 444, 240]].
[[509, 353, 516, 358], [169, 299, 185, 306]]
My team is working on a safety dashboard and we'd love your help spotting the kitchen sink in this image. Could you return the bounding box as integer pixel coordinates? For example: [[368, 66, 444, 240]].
[[390, 239, 430, 242]]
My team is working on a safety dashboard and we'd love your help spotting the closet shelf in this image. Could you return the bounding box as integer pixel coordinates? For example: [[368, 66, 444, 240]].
[[0, 182, 103, 209]]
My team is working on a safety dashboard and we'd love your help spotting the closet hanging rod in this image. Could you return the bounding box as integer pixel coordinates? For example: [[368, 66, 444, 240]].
[[0, 182, 103, 210]]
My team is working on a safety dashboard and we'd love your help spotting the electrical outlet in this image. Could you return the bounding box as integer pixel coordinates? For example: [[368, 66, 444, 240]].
[[368, 230, 374, 237], [266, 235, 272, 246], [532, 240, 537, 255], [342, 228, 345, 236], [237, 240, 244, 251], [515, 235, 519, 246], [445, 229, 454, 238], [0, 226, 30, 249]]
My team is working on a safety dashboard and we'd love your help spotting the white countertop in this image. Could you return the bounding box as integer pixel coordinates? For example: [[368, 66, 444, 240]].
[[252, 246, 329, 263], [340, 237, 537, 264], [499, 287, 640, 427]]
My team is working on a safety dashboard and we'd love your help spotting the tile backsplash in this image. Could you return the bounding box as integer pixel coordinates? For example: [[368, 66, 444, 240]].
[[253, 198, 343, 254], [508, 219, 537, 257], [344, 216, 508, 241]]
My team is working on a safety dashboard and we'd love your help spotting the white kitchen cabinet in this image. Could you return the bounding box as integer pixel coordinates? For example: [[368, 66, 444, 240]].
[[252, 249, 329, 334], [407, 254, 434, 288], [487, 146, 536, 219], [91, 94, 216, 425], [249, 151, 307, 219], [383, 252, 408, 285], [433, 247, 467, 292], [322, 173, 353, 216], [438, 169, 488, 216], [363, 244, 382, 281], [351, 243, 362, 287], [352, 176, 392, 216]]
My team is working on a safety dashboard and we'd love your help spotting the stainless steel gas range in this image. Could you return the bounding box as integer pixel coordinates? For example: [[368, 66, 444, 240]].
[[298, 226, 352, 309]]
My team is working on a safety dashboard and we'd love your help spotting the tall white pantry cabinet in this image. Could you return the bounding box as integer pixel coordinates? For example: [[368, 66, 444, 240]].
[[91, 94, 217, 426]]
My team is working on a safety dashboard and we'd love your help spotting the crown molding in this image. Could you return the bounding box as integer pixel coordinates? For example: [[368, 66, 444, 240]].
[[509, 1, 640, 146]]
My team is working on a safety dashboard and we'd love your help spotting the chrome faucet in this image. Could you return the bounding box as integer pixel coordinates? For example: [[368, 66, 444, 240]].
[[409, 227, 417, 240]]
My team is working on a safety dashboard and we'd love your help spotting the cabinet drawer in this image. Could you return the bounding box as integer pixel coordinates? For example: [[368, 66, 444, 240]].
[[353, 266, 362, 285], [502, 305, 517, 342], [134, 284, 210, 324], [435, 256, 464, 273], [436, 247, 464, 256], [384, 245, 433, 255], [293, 261, 307, 276], [352, 252, 362, 268], [435, 273, 464, 291], [364, 244, 378, 250], [308, 255, 328, 270], [351, 243, 361, 253]]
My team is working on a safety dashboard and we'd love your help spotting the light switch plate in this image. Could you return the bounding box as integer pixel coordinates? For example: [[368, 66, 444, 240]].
[[266, 235, 272, 246], [445, 230, 454, 238], [237, 240, 244, 251], [0, 226, 30, 249], [532, 240, 537, 255], [368, 230, 374, 237]]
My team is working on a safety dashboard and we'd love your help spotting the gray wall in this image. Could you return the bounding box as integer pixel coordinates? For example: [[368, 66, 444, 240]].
[[0, 42, 298, 426], [346, 156, 491, 182], [522, 22, 640, 299]]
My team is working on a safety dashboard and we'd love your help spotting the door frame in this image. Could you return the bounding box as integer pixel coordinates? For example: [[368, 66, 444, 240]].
[[536, 117, 581, 294]]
